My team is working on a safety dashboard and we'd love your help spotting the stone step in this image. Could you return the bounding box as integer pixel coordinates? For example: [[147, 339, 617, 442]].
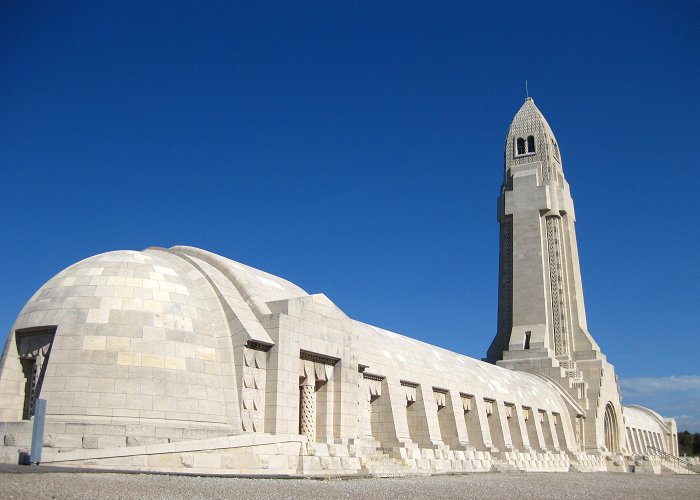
[[490, 462, 521, 473]]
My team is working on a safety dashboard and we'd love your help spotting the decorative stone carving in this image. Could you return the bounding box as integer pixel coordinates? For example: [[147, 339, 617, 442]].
[[460, 393, 473, 413], [545, 216, 569, 358], [401, 380, 418, 404], [297, 351, 338, 442], [300, 359, 315, 380], [505, 404, 514, 419], [314, 362, 328, 383], [241, 344, 266, 432], [484, 399, 494, 416], [300, 350, 339, 366], [497, 217, 513, 348], [433, 388, 447, 409], [504, 97, 554, 182], [364, 373, 383, 397], [299, 382, 316, 442], [243, 347, 255, 367], [299, 352, 336, 384]]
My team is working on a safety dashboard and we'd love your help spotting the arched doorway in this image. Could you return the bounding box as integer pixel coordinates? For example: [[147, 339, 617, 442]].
[[603, 403, 619, 454]]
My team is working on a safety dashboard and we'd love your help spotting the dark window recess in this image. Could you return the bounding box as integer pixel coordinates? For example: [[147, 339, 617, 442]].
[[527, 135, 536, 153], [516, 138, 526, 155], [16, 327, 56, 420], [524, 331, 531, 350]]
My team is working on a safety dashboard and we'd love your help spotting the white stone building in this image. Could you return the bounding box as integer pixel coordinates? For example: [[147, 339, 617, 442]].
[[0, 98, 682, 475]]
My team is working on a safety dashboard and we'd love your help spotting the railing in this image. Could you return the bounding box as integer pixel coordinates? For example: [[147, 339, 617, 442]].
[[647, 445, 693, 472]]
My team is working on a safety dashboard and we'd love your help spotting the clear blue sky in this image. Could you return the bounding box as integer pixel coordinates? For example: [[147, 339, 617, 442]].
[[2, 2, 699, 430]]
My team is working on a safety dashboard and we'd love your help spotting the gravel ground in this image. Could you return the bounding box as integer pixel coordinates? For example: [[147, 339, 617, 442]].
[[0, 468, 697, 499]]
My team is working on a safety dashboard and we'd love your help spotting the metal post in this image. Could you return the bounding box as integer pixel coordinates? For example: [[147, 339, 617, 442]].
[[30, 399, 46, 465]]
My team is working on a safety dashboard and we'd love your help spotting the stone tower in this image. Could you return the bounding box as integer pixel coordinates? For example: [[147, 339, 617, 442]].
[[486, 97, 626, 455]]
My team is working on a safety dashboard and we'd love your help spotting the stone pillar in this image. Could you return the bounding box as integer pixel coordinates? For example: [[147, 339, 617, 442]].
[[514, 405, 532, 451], [474, 397, 495, 451], [532, 409, 547, 451], [299, 381, 316, 442], [546, 411, 560, 450], [633, 428, 642, 454], [495, 400, 514, 450], [360, 376, 373, 440]]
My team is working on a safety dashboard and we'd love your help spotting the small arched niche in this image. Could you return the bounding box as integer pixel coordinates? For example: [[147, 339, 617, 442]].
[[603, 402, 620, 454]]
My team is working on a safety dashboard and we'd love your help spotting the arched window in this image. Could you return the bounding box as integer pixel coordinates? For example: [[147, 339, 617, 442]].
[[527, 135, 535, 153], [604, 402, 619, 454], [516, 138, 526, 155]]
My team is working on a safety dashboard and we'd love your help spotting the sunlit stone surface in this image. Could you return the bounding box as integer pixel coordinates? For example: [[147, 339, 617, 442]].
[[0, 99, 684, 476]]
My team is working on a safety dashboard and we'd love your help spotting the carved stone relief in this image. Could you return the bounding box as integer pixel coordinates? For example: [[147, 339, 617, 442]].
[[433, 388, 447, 409], [498, 217, 513, 348], [298, 351, 338, 442], [546, 216, 569, 357], [241, 345, 266, 432], [461, 394, 473, 413], [400, 380, 418, 405]]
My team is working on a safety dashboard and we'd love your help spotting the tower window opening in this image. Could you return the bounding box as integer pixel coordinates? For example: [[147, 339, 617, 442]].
[[516, 138, 526, 155], [527, 135, 536, 153], [524, 331, 531, 350]]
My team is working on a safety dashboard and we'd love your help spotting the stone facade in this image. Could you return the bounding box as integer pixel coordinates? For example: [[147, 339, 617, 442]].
[[0, 98, 683, 476]]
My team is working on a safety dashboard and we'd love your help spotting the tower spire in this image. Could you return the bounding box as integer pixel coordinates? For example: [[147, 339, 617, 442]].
[[488, 98, 595, 365], [485, 98, 626, 455]]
